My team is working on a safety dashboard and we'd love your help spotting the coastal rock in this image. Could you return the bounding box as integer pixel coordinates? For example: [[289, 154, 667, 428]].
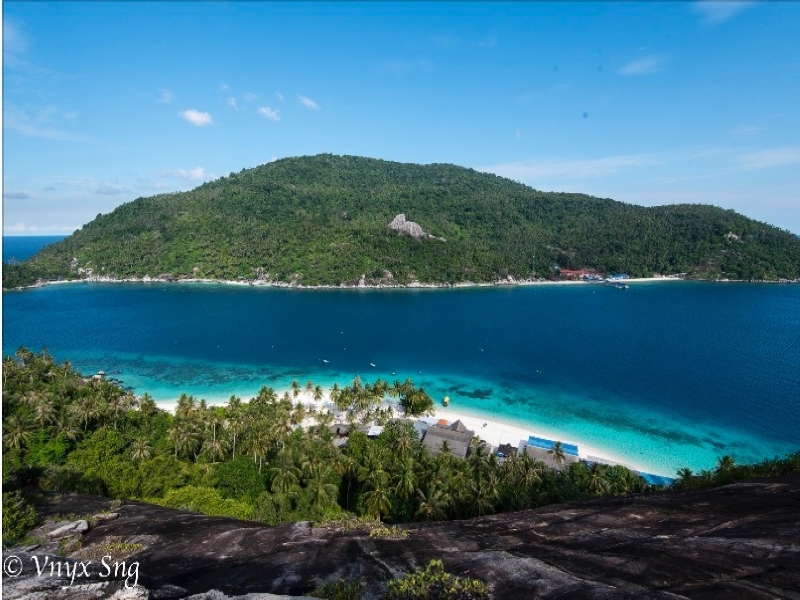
[[388, 214, 426, 239], [47, 519, 89, 539], [11, 475, 800, 599], [93, 512, 120, 521]]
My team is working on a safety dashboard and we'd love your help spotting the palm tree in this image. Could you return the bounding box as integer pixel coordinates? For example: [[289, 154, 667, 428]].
[[329, 383, 341, 405], [244, 426, 269, 473], [202, 434, 230, 463], [225, 412, 245, 460], [174, 393, 194, 417], [168, 420, 200, 460], [364, 471, 392, 520], [313, 385, 324, 403], [548, 441, 566, 468], [270, 450, 300, 493], [675, 467, 694, 489], [70, 397, 102, 431], [108, 393, 134, 429], [388, 421, 416, 459], [716, 455, 736, 475], [336, 452, 360, 510], [3, 414, 34, 450], [587, 464, 610, 495], [416, 484, 448, 521], [206, 412, 225, 453], [130, 438, 152, 463], [53, 413, 81, 442], [291, 379, 301, 399], [138, 393, 158, 417], [393, 456, 418, 499], [33, 398, 57, 428]]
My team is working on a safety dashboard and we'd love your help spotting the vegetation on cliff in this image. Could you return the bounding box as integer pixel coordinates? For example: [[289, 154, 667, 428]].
[[5, 154, 800, 288], [4, 350, 799, 537]]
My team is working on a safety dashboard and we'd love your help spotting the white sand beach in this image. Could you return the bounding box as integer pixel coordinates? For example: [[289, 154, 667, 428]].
[[154, 385, 653, 475]]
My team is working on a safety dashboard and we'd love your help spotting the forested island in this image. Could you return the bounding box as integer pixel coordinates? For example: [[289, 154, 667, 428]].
[[5, 154, 800, 289]]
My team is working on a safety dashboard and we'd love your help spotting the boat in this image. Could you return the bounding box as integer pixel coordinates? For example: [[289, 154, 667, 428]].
[[442, 396, 450, 407]]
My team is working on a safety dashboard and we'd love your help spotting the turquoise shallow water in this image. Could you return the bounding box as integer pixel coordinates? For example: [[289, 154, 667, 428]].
[[4, 275, 799, 477]]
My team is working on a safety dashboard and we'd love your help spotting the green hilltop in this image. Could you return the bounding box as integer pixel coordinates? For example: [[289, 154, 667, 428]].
[[5, 154, 800, 287]]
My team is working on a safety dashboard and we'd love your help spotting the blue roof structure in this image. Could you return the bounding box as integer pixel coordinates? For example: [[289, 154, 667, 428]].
[[638, 472, 675, 486], [527, 436, 579, 456]]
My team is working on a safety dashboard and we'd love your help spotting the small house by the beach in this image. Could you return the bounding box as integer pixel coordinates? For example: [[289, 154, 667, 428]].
[[421, 421, 475, 458], [497, 443, 517, 458], [329, 424, 350, 438]]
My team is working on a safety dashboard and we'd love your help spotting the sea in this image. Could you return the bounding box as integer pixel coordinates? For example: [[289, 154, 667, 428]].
[[3, 235, 799, 476]]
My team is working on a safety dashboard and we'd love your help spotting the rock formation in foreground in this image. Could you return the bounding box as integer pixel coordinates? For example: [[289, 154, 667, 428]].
[[4, 474, 799, 599]]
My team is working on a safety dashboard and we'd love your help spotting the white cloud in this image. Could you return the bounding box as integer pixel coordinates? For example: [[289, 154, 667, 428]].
[[228, 96, 238, 110], [741, 147, 800, 170], [3, 20, 28, 58], [4, 222, 77, 234], [693, 1, 753, 25], [4, 105, 89, 141], [619, 55, 663, 76], [220, 83, 230, 92], [732, 125, 762, 136], [257, 106, 280, 121], [175, 167, 209, 181], [479, 154, 660, 181], [298, 95, 320, 110], [159, 88, 174, 103], [95, 183, 124, 196], [243, 92, 258, 102], [4, 191, 32, 200], [158, 167, 212, 182], [276, 92, 285, 102], [180, 109, 213, 127]]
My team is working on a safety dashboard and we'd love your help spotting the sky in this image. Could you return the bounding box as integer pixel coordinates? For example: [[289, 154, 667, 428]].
[[3, 1, 800, 235]]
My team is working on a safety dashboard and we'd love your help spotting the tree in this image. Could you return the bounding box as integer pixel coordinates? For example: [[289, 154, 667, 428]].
[[416, 484, 448, 521], [3, 414, 34, 450], [364, 471, 392, 520], [548, 441, 566, 468], [313, 385, 324, 403], [716, 455, 736, 475], [130, 438, 152, 463]]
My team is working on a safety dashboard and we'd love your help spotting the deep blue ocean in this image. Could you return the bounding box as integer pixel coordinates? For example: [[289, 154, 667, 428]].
[[3, 236, 799, 475], [3, 235, 67, 263]]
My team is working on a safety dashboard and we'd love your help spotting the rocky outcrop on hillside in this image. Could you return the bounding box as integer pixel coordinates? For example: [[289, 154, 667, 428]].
[[4, 474, 800, 598], [388, 214, 426, 239]]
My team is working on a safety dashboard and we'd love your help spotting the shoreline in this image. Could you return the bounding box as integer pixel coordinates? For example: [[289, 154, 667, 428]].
[[8, 271, 800, 292], [7, 274, 761, 293], [154, 386, 659, 477]]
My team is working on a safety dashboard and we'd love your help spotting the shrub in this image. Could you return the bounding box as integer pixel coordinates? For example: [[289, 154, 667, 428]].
[[152, 485, 254, 521], [383, 559, 489, 600], [310, 578, 364, 600], [2, 491, 37, 546]]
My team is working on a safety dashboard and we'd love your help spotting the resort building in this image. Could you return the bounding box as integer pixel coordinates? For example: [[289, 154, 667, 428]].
[[523, 436, 580, 470], [421, 419, 474, 458]]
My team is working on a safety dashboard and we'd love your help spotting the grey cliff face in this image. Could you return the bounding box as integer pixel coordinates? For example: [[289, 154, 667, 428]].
[[388, 214, 426, 239]]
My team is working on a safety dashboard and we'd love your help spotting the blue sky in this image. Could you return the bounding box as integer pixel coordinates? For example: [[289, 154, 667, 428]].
[[3, 2, 800, 234]]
